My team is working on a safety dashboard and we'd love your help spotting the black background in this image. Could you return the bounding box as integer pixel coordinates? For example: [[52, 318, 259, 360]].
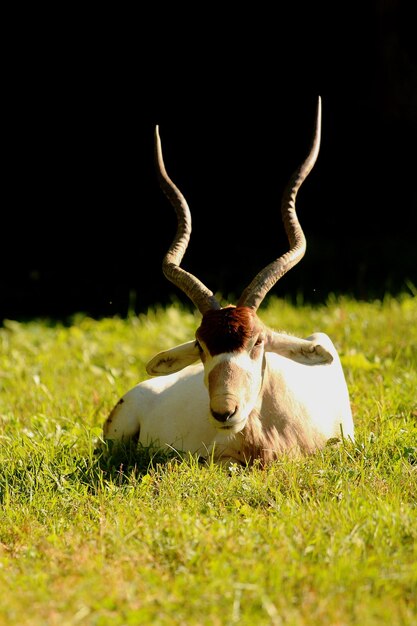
[[2, 3, 416, 321]]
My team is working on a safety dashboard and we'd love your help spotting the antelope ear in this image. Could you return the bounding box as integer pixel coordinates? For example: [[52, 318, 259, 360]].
[[146, 340, 200, 375], [265, 331, 334, 364]]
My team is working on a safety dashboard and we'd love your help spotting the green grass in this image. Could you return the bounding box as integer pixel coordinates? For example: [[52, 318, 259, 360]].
[[0, 294, 416, 625]]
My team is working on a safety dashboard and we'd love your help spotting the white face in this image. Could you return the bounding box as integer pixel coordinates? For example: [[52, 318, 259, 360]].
[[196, 332, 266, 434]]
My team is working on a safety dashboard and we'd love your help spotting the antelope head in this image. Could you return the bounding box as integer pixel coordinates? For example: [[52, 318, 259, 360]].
[[147, 98, 325, 436]]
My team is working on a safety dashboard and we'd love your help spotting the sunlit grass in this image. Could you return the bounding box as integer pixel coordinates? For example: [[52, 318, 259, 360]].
[[0, 294, 416, 625]]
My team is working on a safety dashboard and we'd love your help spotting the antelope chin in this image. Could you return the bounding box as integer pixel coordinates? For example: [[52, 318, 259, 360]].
[[212, 415, 248, 438]]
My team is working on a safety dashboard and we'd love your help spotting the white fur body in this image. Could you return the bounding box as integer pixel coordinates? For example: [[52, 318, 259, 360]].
[[104, 331, 354, 465]]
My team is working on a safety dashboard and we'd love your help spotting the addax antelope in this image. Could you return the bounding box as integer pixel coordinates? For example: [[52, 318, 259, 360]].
[[104, 97, 354, 465]]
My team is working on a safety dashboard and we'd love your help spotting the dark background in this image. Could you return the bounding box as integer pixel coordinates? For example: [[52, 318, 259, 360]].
[[2, 2, 416, 322]]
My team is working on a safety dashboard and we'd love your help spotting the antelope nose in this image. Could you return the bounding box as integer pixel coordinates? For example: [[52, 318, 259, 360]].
[[211, 407, 238, 423]]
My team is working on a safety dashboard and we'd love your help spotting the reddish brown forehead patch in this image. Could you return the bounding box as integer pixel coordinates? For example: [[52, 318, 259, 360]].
[[197, 306, 258, 355]]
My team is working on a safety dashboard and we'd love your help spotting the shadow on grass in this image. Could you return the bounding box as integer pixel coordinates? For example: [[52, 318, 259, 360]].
[[88, 439, 194, 490]]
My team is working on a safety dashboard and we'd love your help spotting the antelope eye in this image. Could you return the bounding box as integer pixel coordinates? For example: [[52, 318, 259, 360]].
[[255, 335, 264, 346]]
